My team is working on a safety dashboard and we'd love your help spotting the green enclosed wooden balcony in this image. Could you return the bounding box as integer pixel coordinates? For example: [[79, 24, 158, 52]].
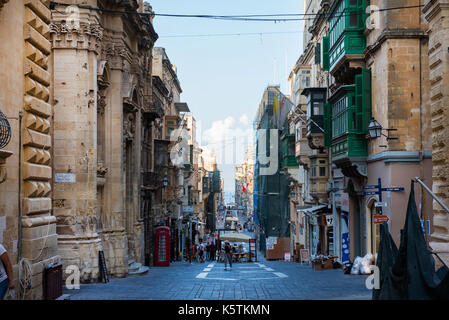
[[324, 0, 367, 75], [324, 69, 371, 176], [281, 133, 298, 168]]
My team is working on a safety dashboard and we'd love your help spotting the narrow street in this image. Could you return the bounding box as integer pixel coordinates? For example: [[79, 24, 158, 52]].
[[64, 257, 370, 300]]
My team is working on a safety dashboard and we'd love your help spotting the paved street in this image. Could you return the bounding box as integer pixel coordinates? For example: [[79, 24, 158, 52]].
[[64, 254, 371, 300]]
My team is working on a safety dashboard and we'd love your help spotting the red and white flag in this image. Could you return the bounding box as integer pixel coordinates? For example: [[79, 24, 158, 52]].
[[242, 183, 249, 192]]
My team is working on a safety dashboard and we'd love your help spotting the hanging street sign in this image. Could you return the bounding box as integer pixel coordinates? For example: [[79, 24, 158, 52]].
[[362, 185, 378, 190], [363, 191, 380, 196], [373, 215, 389, 224], [381, 187, 405, 192], [374, 202, 387, 208]]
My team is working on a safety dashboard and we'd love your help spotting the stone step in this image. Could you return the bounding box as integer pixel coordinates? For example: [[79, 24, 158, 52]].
[[128, 262, 142, 272], [128, 265, 149, 276]]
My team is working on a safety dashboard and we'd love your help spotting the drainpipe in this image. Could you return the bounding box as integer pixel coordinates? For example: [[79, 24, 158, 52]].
[[418, 3, 427, 241], [18, 111, 23, 263]]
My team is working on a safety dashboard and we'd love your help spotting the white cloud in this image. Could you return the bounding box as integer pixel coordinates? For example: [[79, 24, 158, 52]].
[[201, 116, 255, 166], [239, 114, 250, 126]]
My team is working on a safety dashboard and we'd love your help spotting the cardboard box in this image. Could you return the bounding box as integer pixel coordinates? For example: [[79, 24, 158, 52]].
[[266, 237, 290, 260], [312, 259, 323, 270], [322, 259, 334, 270]]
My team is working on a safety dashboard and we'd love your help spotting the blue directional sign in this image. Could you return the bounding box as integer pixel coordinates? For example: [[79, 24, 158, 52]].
[[381, 187, 404, 192], [363, 191, 380, 196], [362, 185, 378, 190]]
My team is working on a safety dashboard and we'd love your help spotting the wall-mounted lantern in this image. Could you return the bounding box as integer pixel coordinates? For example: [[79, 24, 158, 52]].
[[368, 117, 398, 140]]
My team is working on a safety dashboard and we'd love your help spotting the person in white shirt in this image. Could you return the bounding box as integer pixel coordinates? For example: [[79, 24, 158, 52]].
[[0, 243, 14, 299]]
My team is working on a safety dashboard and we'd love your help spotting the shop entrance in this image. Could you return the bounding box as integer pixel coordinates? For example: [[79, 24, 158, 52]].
[[369, 201, 381, 261]]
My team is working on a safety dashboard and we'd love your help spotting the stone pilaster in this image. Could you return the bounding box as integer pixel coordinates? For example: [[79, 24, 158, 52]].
[[50, 4, 103, 282], [21, 0, 60, 299], [423, 0, 449, 264]]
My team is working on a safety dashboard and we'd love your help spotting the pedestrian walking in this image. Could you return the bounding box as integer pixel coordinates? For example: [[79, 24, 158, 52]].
[[205, 242, 210, 261], [198, 239, 204, 263], [210, 241, 216, 261], [224, 241, 232, 271], [191, 243, 197, 262], [0, 243, 14, 300]]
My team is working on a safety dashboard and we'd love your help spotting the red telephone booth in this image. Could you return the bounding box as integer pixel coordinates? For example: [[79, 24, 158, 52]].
[[154, 226, 170, 266]]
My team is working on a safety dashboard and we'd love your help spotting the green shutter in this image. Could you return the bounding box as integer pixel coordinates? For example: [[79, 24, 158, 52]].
[[324, 102, 331, 148], [355, 69, 371, 134], [322, 36, 330, 71], [315, 43, 321, 65], [361, 68, 372, 133], [355, 73, 363, 134]]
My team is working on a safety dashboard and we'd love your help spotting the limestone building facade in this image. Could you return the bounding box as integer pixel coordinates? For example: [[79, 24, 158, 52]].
[[0, 0, 59, 300], [423, 0, 449, 265], [50, 0, 158, 280]]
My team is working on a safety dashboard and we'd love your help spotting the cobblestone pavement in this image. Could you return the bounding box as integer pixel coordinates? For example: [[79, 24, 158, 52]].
[[64, 254, 372, 300]]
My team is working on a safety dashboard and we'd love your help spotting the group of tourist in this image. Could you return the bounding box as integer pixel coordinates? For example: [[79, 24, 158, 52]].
[[191, 238, 217, 263]]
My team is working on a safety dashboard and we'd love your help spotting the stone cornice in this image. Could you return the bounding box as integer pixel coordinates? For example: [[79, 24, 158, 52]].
[[423, 0, 449, 22], [50, 21, 103, 53], [367, 151, 432, 163], [309, 0, 330, 38], [365, 29, 428, 58], [0, 0, 9, 12]]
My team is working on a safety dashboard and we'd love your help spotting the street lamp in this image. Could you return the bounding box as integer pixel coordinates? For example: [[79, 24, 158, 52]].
[[368, 118, 382, 139], [367, 117, 398, 140]]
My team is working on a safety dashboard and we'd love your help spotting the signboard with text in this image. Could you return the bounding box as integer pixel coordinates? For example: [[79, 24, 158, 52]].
[[373, 215, 389, 224], [55, 173, 76, 183]]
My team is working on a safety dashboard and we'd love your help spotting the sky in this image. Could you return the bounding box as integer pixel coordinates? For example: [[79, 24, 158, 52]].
[[148, 0, 304, 199]]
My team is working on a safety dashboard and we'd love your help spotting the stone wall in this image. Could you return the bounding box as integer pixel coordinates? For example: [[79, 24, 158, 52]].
[[0, 0, 60, 300], [423, 0, 449, 264]]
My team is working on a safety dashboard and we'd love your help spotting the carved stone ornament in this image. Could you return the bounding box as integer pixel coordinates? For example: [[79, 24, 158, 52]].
[[50, 22, 104, 53], [123, 113, 135, 142], [97, 94, 106, 114], [0, 0, 9, 12], [97, 163, 108, 177]]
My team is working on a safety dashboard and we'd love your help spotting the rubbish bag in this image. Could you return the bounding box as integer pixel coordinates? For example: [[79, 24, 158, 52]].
[[360, 254, 373, 275], [351, 256, 362, 275]]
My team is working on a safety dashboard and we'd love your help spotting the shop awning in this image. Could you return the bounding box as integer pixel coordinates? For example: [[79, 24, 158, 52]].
[[301, 204, 328, 215], [219, 231, 252, 242]]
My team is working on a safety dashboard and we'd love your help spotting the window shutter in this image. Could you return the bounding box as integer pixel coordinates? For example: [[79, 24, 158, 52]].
[[362, 68, 372, 133], [355, 73, 364, 134], [322, 36, 330, 71], [315, 43, 321, 65], [355, 68, 371, 134]]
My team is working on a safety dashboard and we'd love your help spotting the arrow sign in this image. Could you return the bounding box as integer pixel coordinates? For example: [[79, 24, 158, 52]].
[[381, 187, 404, 192], [373, 215, 389, 224], [374, 202, 387, 208], [363, 191, 380, 195], [362, 185, 379, 190]]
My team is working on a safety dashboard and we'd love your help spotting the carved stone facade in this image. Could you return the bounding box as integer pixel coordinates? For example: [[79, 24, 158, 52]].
[[0, 0, 59, 300], [51, 0, 157, 281], [423, 0, 449, 265]]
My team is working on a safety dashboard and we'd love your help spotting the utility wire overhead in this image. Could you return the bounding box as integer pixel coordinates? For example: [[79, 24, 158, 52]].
[[50, 2, 426, 22], [160, 31, 302, 38]]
